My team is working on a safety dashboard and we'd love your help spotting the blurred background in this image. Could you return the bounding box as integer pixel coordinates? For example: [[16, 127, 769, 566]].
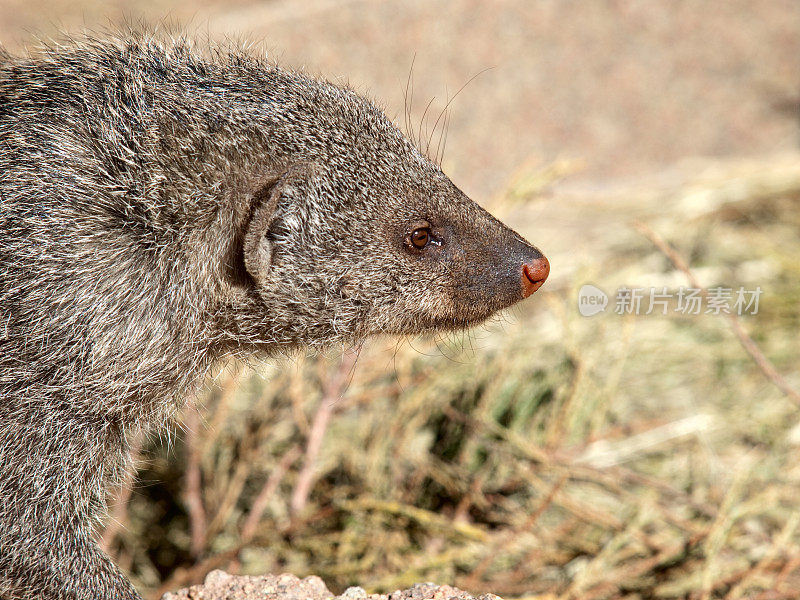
[[3, 1, 800, 598]]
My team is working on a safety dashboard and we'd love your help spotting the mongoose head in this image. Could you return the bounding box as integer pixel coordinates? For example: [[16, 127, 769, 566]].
[[231, 70, 549, 348]]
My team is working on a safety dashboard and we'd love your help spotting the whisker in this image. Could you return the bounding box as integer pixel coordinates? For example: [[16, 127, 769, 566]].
[[417, 95, 436, 157]]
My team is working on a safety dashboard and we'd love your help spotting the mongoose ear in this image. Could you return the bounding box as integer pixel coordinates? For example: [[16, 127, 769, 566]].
[[243, 176, 283, 282], [242, 164, 314, 282]]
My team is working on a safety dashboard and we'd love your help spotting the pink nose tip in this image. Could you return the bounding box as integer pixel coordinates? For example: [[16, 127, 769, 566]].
[[522, 256, 550, 298]]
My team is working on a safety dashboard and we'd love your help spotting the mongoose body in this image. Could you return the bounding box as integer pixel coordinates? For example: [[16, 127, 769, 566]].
[[0, 35, 549, 599]]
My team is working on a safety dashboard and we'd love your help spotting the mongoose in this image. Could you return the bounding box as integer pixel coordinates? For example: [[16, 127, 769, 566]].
[[0, 33, 550, 599]]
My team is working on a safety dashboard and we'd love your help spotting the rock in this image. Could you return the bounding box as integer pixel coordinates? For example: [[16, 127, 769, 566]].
[[161, 571, 503, 600]]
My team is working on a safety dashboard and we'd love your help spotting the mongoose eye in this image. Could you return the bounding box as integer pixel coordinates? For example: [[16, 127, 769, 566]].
[[409, 228, 430, 249], [403, 221, 440, 254]]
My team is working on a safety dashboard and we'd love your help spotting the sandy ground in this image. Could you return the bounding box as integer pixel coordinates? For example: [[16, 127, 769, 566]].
[[1, 0, 797, 203]]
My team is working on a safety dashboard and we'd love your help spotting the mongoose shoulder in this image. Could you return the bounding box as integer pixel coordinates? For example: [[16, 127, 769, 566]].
[[0, 34, 549, 599]]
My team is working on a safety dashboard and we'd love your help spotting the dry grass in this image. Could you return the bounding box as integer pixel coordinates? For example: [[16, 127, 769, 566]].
[[96, 156, 800, 600]]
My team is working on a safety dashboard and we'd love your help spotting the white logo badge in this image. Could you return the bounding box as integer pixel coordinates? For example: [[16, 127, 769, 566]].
[[578, 284, 608, 316]]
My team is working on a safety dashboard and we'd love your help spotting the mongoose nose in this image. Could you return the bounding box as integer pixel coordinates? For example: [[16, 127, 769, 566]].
[[521, 256, 550, 298]]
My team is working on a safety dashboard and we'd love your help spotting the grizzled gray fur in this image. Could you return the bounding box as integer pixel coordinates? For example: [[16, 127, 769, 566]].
[[0, 34, 549, 599]]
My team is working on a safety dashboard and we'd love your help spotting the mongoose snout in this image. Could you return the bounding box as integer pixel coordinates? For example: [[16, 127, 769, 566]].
[[522, 255, 550, 298]]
